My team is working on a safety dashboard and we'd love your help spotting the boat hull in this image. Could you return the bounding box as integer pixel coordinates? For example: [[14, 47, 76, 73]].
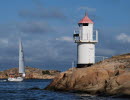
[[8, 77, 23, 82]]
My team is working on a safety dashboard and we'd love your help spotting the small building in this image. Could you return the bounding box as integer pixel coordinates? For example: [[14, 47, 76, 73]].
[[73, 14, 98, 68]]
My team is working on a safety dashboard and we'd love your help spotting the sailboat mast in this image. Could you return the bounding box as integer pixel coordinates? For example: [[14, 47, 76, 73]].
[[19, 39, 25, 76]]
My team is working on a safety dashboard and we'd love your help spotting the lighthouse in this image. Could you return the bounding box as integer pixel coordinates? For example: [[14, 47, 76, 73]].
[[73, 14, 98, 68]]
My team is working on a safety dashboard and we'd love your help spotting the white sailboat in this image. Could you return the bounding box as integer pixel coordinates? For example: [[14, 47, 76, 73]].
[[8, 40, 25, 82]]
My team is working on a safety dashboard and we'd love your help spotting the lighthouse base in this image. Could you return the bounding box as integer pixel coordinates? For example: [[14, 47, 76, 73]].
[[77, 64, 93, 68]]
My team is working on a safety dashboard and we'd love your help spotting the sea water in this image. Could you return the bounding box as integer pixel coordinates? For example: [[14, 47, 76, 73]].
[[0, 79, 129, 100]]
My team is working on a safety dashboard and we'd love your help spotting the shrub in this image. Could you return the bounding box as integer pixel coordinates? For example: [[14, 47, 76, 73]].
[[42, 70, 51, 75]]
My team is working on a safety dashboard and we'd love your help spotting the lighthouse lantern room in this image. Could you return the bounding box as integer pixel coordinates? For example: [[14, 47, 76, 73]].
[[73, 14, 98, 68]]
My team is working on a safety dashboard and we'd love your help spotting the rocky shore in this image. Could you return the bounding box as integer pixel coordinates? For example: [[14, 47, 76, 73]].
[[45, 53, 130, 96], [0, 66, 60, 79]]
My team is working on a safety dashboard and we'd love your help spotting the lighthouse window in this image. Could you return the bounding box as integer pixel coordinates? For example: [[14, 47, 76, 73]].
[[83, 23, 88, 26]]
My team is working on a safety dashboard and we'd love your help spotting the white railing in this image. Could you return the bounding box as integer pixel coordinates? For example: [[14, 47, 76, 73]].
[[73, 30, 98, 43], [95, 56, 108, 62], [92, 30, 98, 42], [73, 30, 80, 42], [71, 56, 109, 66]]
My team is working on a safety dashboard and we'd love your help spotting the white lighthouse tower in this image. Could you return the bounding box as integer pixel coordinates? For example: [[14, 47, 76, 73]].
[[73, 14, 98, 68]]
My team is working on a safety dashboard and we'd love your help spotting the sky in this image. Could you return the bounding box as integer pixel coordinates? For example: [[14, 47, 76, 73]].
[[0, 0, 130, 71]]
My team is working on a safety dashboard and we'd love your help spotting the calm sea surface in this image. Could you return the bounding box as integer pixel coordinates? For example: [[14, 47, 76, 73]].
[[0, 79, 129, 100]]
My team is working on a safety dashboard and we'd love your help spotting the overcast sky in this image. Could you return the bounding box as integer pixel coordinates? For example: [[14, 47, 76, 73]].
[[0, 0, 130, 71]]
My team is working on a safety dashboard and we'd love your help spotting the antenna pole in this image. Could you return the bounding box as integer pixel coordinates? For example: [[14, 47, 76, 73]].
[[85, 11, 88, 16]]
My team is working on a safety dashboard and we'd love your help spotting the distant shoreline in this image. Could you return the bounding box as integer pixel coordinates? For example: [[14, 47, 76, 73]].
[[0, 66, 60, 79]]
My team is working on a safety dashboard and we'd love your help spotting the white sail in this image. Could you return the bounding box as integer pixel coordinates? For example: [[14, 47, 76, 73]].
[[19, 39, 25, 77]]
